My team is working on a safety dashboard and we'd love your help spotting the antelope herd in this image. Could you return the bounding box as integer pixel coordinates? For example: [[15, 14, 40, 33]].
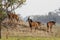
[[7, 13, 56, 33]]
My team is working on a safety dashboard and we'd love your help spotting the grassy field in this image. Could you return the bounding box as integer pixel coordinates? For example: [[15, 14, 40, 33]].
[[1, 22, 60, 40], [1, 36, 60, 40]]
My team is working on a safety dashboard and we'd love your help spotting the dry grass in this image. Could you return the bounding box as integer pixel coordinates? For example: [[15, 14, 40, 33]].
[[1, 20, 60, 40], [1, 23, 60, 37]]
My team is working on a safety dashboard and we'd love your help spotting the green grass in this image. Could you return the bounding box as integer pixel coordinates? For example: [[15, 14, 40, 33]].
[[0, 36, 60, 40]]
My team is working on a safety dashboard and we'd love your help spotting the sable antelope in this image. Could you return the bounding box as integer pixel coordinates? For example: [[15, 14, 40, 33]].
[[27, 16, 42, 32], [7, 13, 13, 20], [7, 13, 19, 21], [47, 21, 56, 32], [13, 13, 19, 21]]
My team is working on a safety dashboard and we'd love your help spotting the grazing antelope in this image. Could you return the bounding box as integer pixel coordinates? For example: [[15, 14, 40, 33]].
[[27, 16, 42, 32], [47, 21, 56, 33]]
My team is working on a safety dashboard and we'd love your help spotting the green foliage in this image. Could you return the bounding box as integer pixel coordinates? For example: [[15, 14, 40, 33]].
[[0, 0, 26, 20], [7, 0, 26, 7], [0, 0, 26, 21], [0, 10, 7, 21]]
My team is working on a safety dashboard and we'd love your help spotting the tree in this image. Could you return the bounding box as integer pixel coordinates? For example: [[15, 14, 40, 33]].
[[0, 0, 26, 39]]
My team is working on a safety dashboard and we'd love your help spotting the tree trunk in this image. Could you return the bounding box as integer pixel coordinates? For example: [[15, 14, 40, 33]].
[[0, 21, 1, 39]]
